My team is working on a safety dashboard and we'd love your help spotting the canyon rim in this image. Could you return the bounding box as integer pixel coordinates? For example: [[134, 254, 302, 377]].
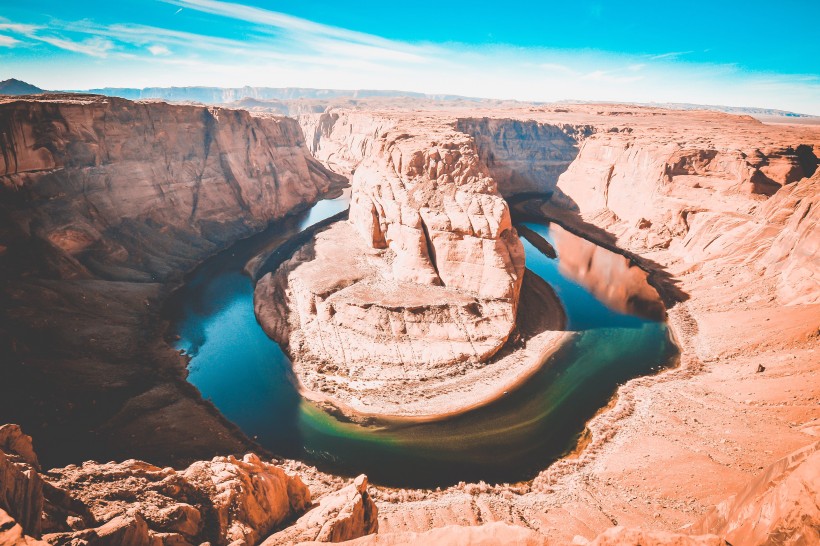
[[1, 2, 820, 545]]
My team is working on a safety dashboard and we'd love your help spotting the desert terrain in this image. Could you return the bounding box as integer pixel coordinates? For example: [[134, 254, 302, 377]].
[[0, 90, 818, 545]]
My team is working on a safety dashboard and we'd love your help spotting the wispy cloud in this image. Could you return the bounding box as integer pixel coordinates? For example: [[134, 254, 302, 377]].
[[160, 0, 432, 62], [148, 44, 171, 56], [0, 21, 42, 34], [0, 34, 19, 47], [35, 35, 114, 58], [539, 63, 577, 75], [581, 69, 643, 84], [649, 51, 693, 61]]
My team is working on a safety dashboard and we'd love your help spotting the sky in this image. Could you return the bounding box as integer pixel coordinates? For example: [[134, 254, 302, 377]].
[[1, 0, 819, 113]]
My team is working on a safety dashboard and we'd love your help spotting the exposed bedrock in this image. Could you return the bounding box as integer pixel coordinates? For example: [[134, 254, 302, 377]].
[[453, 112, 818, 305], [3, 422, 819, 546], [297, 109, 394, 176], [0, 94, 345, 466], [253, 122, 563, 416], [0, 425, 380, 546], [0, 94, 345, 281], [348, 127, 524, 300], [455, 117, 593, 196], [257, 123, 526, 366]]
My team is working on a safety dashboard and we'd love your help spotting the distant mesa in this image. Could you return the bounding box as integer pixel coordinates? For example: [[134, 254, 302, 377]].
[[0, 78, 44, 95]]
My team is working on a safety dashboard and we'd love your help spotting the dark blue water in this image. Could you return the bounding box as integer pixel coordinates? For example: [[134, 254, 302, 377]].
[[168, 198, 678, 488]]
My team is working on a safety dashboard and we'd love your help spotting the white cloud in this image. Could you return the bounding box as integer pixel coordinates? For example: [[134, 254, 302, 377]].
[[0, 21, 41, 34], [0, 34, 18, 47], [148, 44, 171, 56], [649, 51, 693, 61], [539, 63, 577, 75], [159, 0, 433, 62], [35, 35, 114, 58]]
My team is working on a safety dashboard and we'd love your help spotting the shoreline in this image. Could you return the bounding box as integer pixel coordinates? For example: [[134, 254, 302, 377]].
[[293, 328, 576, 426]]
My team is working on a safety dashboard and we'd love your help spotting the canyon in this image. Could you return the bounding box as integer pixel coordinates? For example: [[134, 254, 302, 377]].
[[0, 90, 819, 545]]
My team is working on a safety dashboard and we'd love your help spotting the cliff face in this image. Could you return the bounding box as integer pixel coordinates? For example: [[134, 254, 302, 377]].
[[0, 94, 345, 467], [348, 127, 524, 301], [451, 110, 818, 306], [297, 109, 393, 176], [0, 94, 344, 282], [456, 117, 593, 197]]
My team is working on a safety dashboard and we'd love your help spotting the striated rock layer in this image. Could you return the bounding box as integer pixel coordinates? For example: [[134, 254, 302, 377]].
[[254, 119, 550, 417], [0, 94, 345, 467], [286, 102, 819, 544]]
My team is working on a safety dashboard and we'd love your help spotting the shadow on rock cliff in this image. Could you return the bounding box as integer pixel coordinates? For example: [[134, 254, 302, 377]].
[[509, 194, 690, 311]]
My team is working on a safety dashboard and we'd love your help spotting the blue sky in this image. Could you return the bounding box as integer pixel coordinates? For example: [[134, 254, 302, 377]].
[[1, 0, 819, 113]]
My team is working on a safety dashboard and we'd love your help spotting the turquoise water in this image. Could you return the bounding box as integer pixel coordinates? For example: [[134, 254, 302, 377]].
[[168, 199, 678, 488]]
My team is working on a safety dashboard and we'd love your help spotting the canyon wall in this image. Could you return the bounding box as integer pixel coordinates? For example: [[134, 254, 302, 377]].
[[452, 111, 819, 305], [456, 117, 593, 196], [0, 94, 345, 282], [0, 94, 345, 467], [297, 109, 393, 176]]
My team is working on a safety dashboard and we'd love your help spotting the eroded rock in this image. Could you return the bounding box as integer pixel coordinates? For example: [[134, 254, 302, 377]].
[[0, 425, 43, 538], [45, 453, 310, 546], [261, 474, 377, 545], [254, 121, 532, 417], [692, 440, 820, 545]]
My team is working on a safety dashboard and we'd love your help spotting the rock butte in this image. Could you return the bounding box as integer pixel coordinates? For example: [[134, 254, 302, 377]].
[[254, 120, 575, 418], [1, 92, 819, 545]]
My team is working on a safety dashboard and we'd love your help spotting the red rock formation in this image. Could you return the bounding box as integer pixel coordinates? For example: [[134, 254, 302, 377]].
[[262, 474, 378, 545], [0, 94, 344, 281], [0, 426, 43, 540], [0, 94, 345, 468], [254, 118, 534, 418], [0, 508, 49, 546], [44, 454, 309, 545], [302, 521, 549, 545]]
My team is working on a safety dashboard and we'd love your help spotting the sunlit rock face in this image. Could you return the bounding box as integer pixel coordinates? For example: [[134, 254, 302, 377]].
[[456, 117, 593, 197], [254, 121, 527, 414], [0, 94, 344, 282], [349, 128, 524, 301], [0, 94, 346, 469]]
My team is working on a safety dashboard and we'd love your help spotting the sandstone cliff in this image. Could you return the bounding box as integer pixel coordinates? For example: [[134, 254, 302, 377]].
[[297, 109, 393, 176], [0, 94, 345, 467], [253, 117, 546, 418], [456, 117, 593, 196], [0, 94, 344, 281]]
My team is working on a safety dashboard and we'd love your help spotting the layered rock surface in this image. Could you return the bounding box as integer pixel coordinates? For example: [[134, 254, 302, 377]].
[[456, 117, 592, 196], [281, 102, 819, 544], [253, 120, 562, 417], [0, 425, 379, 546], [0, 94, 345, 467], [2, 94, 819, 546]]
